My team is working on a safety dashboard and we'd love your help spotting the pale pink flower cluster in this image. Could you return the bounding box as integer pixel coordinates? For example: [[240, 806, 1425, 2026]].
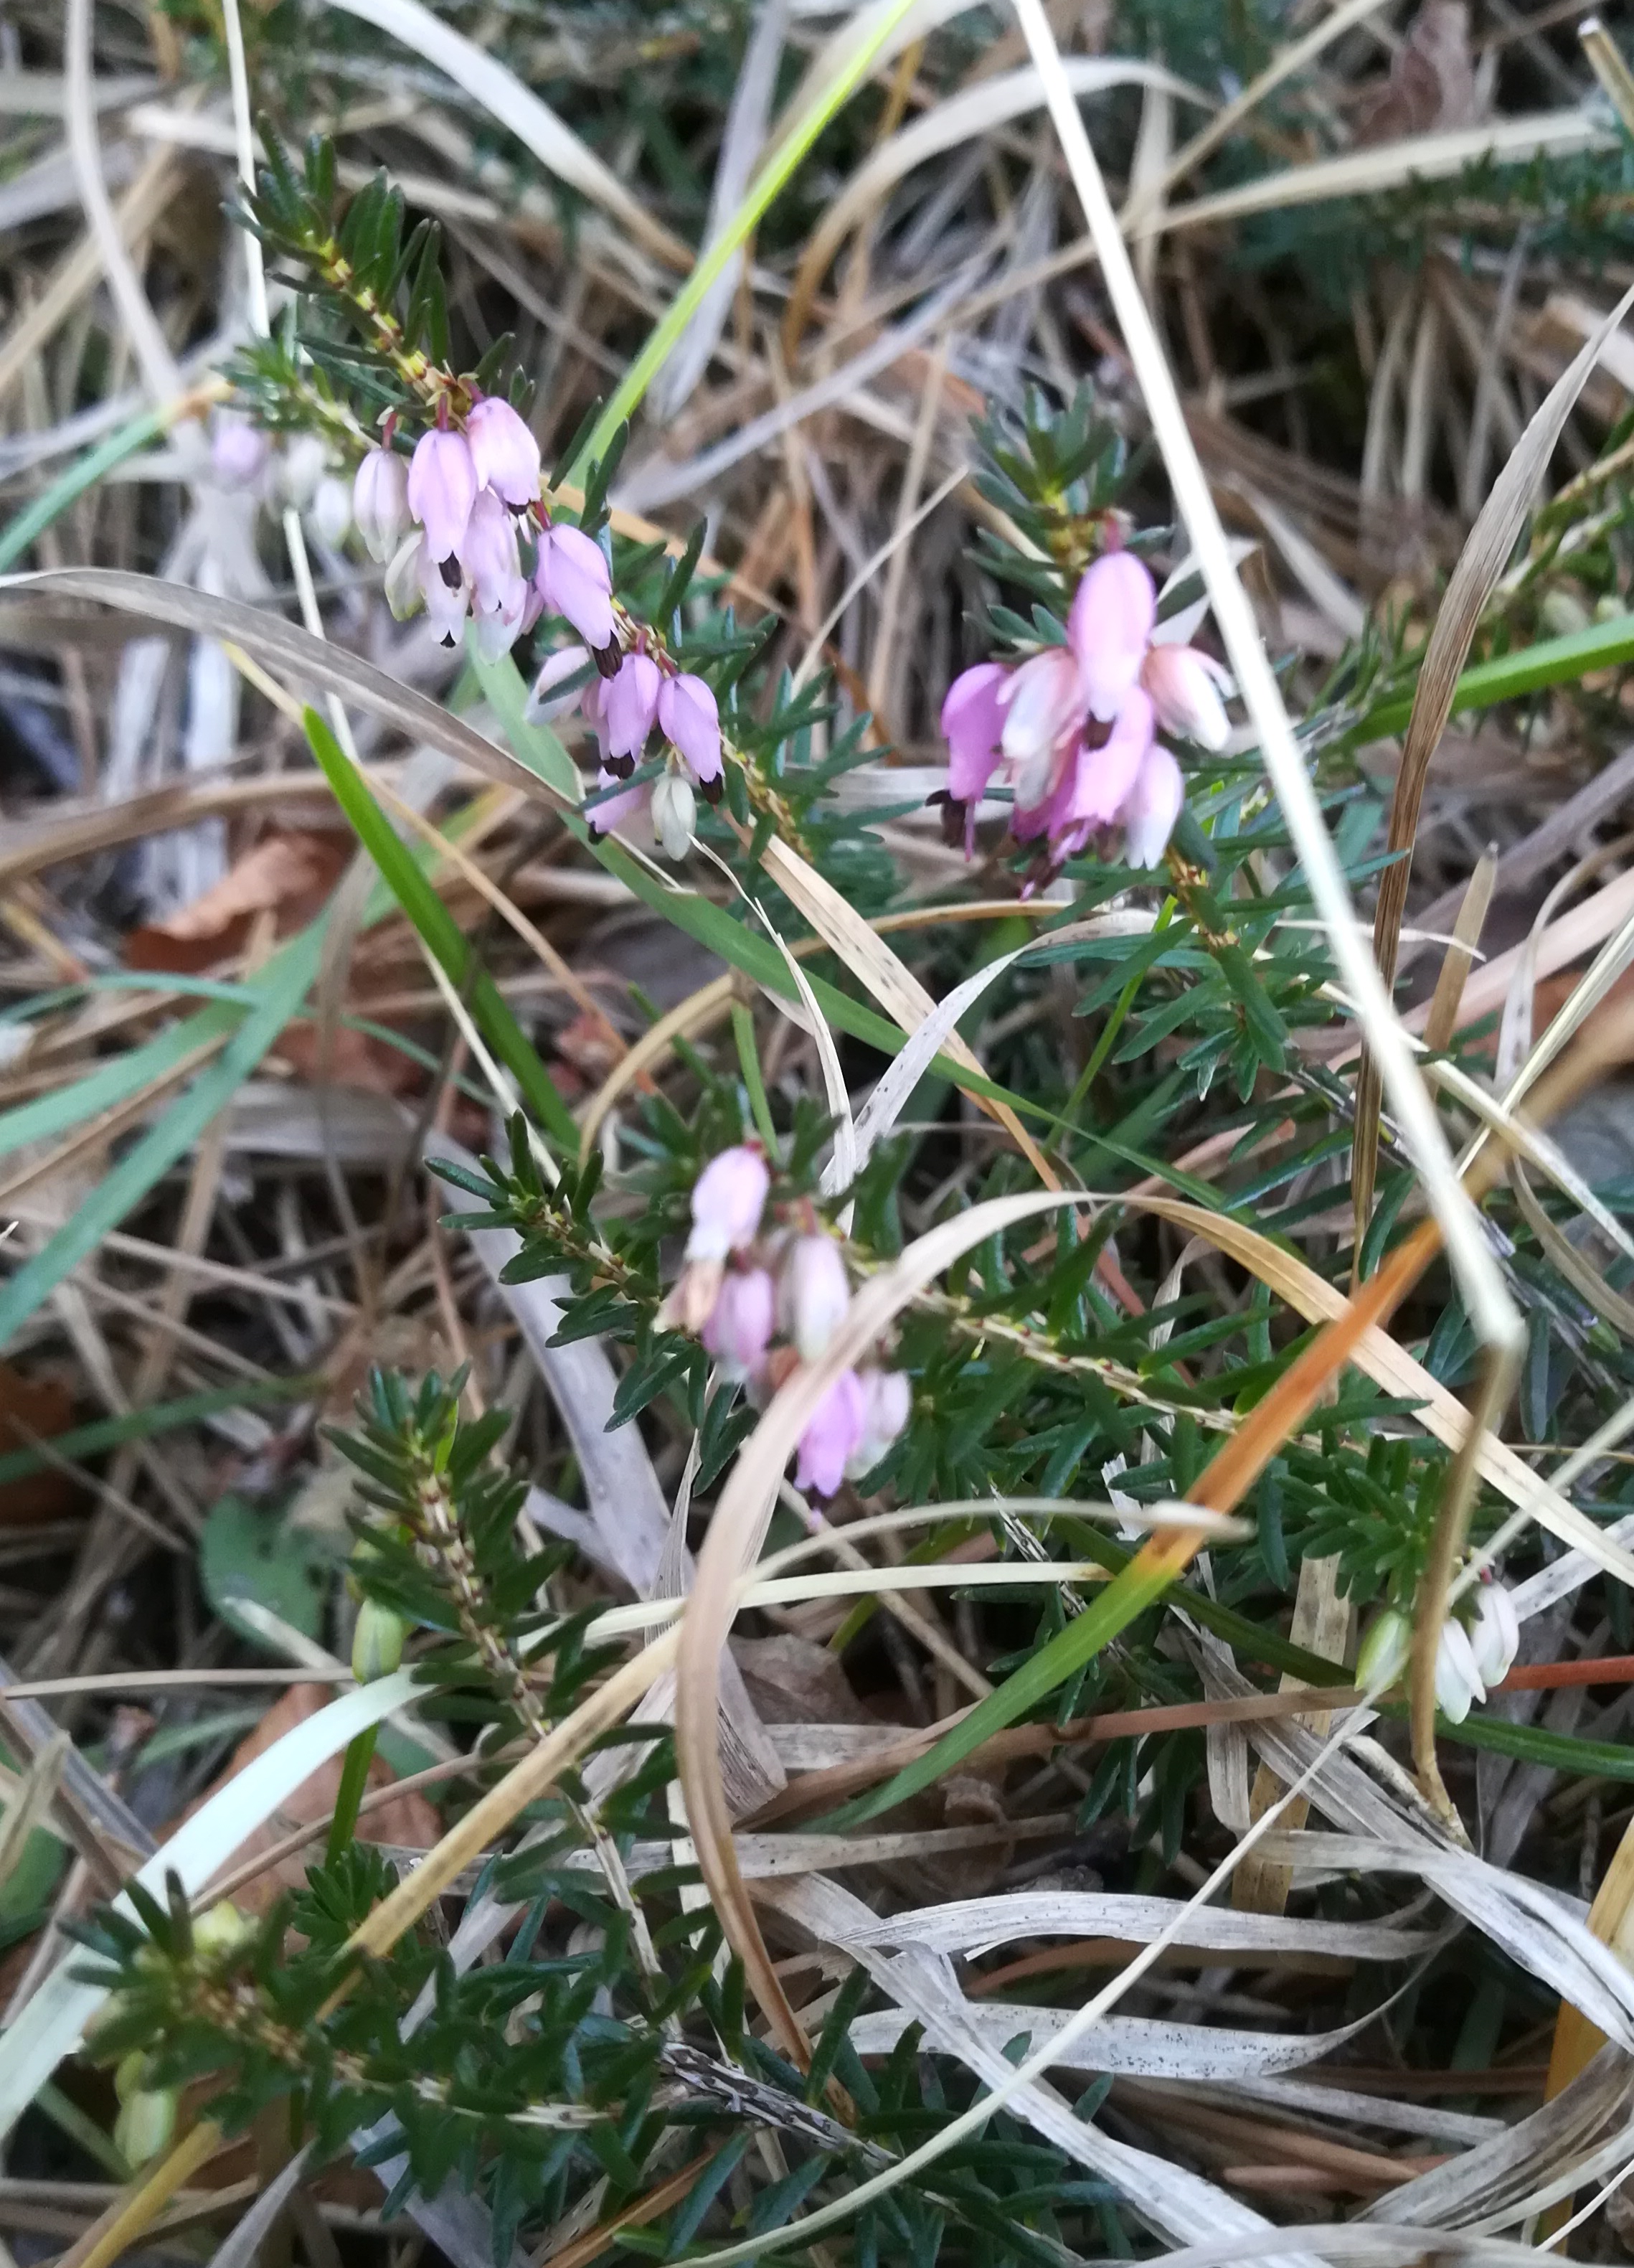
[[209, 417, 354, 547], [660, 1144, 910, 1496], [940, 548, 1230, 875], [347, 397, 615, 666], [528, 641, 723, 863]]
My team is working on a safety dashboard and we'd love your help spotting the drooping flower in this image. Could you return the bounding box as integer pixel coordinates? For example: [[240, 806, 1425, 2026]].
[[1468, 1579, 1520, 1690], [1118, 743, 1186, 870], [310, 473, 353, 547], [466, 396, 539, 507], [998, 648, 1082, 809], [605, 651, 663, 763], [1142, 639, 1232, 752], [210, 415, 268, 489], [408, 426, 477, 560], [702, 1266, 775, 1381], [1062, 686, 1157, 835], [943, 663, 1008, 806], [795, 1369, 866, 1498], [586, 766, 649, 839], [658, 673, 722, 785], [353, 446, 410, 563], [1356, 1606, 1412, 1693], [526, 645, 592, 723], [782, 1234, 849, 1363], [383, 530, 426, 621], [686, 1144, 770, 1262], [846, 1367, 911, 1480], [461, 488, 526, 623], [651, 770, 696, 860], [1435, 1614, 1486, 1724], [280, 433, 329, 511], [1069, 548, 1156, 722], [535, 523, 614, 649], [418, 546, 471, 644]]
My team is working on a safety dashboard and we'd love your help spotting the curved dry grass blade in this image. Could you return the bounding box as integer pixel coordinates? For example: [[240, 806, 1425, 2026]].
[[0, 569, 567, 813], [1351, 278, 1634, 1247], [64, 0, 179, 403], [323, 0, 691, 270], [1421, 847, 1495, 1052], [1119, 0, 1392, 225], [850, 917, 1108, 1173], [760, 834, 1059, 1186], [1146, 110, 1616, 238], [344, 1634, 676, 1963]]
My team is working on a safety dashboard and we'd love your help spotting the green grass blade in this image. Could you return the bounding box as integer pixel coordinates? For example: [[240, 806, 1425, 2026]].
[[815, 1546, 1181, 1830], [303, 706, 580, 1152], [1351, 613, 1634, 741], [0, 1002, 243, 1165], [0, 932, 322, 1346], [0, 1377, 319, 1491], [0, 401, 175, 574]]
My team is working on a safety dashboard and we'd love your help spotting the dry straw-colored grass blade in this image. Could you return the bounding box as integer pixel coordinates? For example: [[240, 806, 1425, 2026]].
[[1350, 278, 1634, 1254]]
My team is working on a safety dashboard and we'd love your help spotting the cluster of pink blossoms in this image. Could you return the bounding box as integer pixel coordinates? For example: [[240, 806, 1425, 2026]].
[[346, 397, 615, 667], [528, 638, 723, 863], [659, 1144, 910, 1497], [940, 547, 1231, 875], [334, 394, 724, 860]]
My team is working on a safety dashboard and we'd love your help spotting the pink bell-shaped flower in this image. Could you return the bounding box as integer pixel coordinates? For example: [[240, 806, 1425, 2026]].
[[417, 545, 471, 644], [1069, 550, 1156, 723], [1142, 640, 1231, 751], [657, 673, 722, 785], [702, 1266, 775, 1381], [846, 1368, 911, 1479], [605, 651, 663, 762], [466, 397, 539, 508], [795, 1369, 866, 1498], [526, 646, 591, 723], [586, 768, 648, 837], [943, 662, 1009, 805], [1064, 686, 1156, 832], [1119, 743, 1184, 870], [459, 487, 525, 622], [210, 415, 268, 489], [407, 426, 477, 561], [352, 446, 409, 563], [780, 1235, 849, 1363], [1000, 648, 1084, 811], [534, 523, 614, 650], [686, 1144, 770, 1263]]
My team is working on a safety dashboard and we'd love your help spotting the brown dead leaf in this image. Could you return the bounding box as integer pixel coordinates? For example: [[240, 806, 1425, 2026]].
[[732, 1634, 874, 1727], [1354, 1, 1476, 145], [0, 1358, 77, 1525], [177, 1682, 440, 1913], [125, 831, 349, 975]]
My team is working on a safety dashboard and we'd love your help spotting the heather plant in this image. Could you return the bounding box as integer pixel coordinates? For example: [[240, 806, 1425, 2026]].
[[6, 5, 1634, 2267]]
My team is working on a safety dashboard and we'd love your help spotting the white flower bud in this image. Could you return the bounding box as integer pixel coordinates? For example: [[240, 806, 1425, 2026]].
[[352, 1597, 407, 1683], [651, 770, 696, 860], [311, 473, 353, 547]]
